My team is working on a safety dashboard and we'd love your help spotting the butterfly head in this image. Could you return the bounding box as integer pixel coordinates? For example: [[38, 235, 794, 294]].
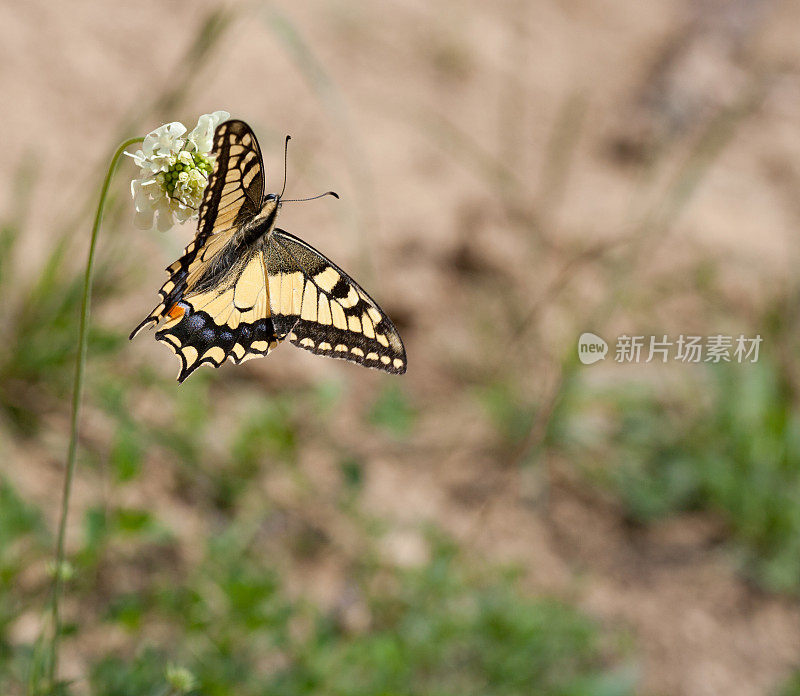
[[256, 193, 281, 229], [266, 192, 284, 215]]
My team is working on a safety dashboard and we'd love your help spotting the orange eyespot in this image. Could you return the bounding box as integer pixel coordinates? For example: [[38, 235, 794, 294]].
[[166, 303, 185, 320]]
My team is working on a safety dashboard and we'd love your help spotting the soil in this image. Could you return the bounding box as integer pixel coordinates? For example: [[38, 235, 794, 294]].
[[3, 1, 800, 694]]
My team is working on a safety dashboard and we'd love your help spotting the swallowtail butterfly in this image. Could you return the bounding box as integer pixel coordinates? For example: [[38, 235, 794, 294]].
[[131, 120, 406, 382]]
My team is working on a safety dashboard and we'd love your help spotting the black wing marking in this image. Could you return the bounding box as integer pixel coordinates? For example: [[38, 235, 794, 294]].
[[266, 229, 407, 374]]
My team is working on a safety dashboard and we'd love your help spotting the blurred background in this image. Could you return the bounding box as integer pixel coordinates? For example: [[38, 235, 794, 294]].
[[2, 0, 800, 694]]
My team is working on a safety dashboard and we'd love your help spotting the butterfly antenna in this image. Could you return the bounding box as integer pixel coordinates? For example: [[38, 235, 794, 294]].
[[280, 135, 291, 199], [282, 191, 340, 203]]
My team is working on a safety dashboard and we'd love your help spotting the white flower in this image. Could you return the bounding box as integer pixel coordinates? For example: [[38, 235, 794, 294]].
[[127, 110, 229, 232], [187, 110, 229, 153]]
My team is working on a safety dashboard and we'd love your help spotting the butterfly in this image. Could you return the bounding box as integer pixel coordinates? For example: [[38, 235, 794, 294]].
[[131, 119, 407, 382]]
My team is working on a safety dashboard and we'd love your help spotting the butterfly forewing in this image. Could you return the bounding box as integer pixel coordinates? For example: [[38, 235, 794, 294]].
[[194, 120, 264, 250], [266, 229, 407, 374]]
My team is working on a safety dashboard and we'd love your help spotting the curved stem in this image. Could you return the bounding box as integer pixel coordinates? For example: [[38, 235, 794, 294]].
[[46, 136, 143, 686]]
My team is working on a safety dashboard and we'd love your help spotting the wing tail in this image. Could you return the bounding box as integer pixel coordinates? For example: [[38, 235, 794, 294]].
[[129, 311, 161, 340]]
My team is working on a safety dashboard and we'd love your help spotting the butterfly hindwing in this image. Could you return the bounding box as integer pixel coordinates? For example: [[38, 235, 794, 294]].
[[154, 250, 279, 382], [131, 120, 265, 337], [266, 229, 407, 374]]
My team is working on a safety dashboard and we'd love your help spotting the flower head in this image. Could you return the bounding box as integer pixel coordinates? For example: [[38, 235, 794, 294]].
[[165, 663, 197, 693], [127, 110, 229, 231]]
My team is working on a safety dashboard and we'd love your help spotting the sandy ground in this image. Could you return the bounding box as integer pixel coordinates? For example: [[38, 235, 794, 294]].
[[3, 0, 800, 694]]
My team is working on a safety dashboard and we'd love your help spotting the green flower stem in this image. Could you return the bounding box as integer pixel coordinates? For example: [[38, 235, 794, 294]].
[[47, 136, 144, 686]]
